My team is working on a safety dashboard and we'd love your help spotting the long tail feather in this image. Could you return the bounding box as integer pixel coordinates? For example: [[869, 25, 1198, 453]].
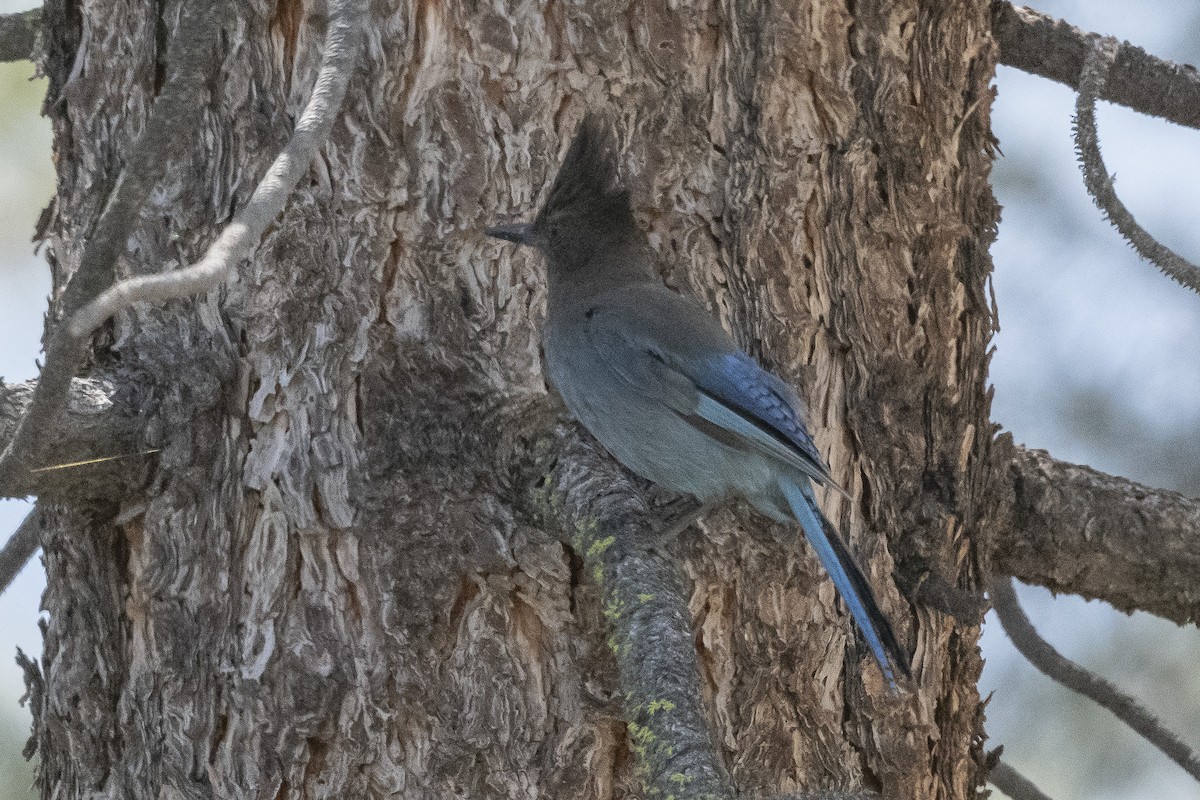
[[779, 477, 910, 692]]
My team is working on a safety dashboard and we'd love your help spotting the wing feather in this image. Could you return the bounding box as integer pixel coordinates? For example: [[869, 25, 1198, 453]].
[[584, 286, 842, 491]]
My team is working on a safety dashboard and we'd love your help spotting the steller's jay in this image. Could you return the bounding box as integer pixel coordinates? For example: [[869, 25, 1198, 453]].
[[487, 115, 910, 691]]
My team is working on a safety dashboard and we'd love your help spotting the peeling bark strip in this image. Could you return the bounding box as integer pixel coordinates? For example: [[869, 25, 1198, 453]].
[[995, 445, 1200, 625], [992, 0, 1200, 130]]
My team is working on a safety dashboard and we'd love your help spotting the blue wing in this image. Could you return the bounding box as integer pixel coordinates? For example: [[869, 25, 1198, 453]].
[[691, 353, 844, 492], [695, 354, 909, 689]]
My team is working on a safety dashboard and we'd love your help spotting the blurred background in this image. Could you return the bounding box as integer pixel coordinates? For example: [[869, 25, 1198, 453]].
[[0, 1, 1197, 797]]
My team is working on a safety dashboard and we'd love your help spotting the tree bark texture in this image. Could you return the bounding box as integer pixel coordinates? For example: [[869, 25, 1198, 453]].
[[27, 0, 1000, 798]]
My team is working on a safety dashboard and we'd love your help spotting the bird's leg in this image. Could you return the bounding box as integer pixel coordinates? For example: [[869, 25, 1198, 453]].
[[646, 494, 724, 553]]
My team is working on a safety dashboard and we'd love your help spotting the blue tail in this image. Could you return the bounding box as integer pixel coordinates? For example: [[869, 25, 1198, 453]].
[[779, 477, 909, 692]]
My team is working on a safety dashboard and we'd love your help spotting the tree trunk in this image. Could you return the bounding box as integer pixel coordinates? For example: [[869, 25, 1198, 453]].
[[25, 0, 999, 797]]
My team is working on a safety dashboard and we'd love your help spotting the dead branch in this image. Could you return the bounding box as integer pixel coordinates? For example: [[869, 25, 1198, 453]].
[[0, 0, 366, 499], [67, 0, 367, 340], [988, 760, 1055, 800], [993, 443, 1200, 626], [1074, 39, 1200, 293], [0, 505, 41, 596], [993, 1, 1200, 131], [990, 576, 1200, 783]]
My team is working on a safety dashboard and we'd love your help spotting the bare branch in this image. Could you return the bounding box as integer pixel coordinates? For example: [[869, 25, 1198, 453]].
[[1073, 39, 1200, 293], [992, 2, 1200, 131], [990, 576, 1200, 783], [67, 0, 367, 340], [0, 8, 38, 62], [0, 506, 41, 596], [994, 443, 1200, 626], [988, 760, 1055, 800], [0, 1, 225, 494], [0, 377, 142, 500]]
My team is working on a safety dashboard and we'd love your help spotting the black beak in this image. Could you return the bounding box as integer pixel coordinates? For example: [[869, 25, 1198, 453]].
[[485, 222, 534, 245]]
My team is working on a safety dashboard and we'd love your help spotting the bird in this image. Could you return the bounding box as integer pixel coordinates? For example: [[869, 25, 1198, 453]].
[[486, 115, 910, 691]]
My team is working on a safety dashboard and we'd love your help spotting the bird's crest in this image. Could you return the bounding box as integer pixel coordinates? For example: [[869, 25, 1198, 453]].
[[536, 115, 633, 228]]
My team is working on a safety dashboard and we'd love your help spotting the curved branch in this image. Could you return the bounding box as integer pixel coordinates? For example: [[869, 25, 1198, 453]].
[[1074, 39, 1200, 293], [67, 0, 367, 339], [0, 506, 41, 596], [990, 576, 1200, 783], [993, 443, 1200, 625], [992, 1, 1200, 131], [0, 1, 225, 494], [988, 760, 1055, 800]]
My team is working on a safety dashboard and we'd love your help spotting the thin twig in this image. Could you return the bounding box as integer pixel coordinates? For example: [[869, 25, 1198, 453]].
[[992, 1, 1200, 131], [0, 506, 41, 596], [990, 576, 1200, 782], [0, 1, 225, 493], [67, 0, 366, 339], [0, 8, 38, 63], [989, 760, 1055, 800], [1074, 38, 1200, 293]]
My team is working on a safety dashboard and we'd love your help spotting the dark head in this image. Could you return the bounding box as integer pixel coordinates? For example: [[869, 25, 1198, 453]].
[[486, 115, 637, 270]]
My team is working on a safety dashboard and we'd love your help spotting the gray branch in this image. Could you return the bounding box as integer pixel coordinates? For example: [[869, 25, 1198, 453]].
[[993, 1, 1200, 131], [994, 443, 1200, 626], [67, 0, 367, 340], [1073, 39, 1200, 293], [988, 760, 1055, 800], [0, 506, 41, 597], [0, 8, 38, 63], [0, 1, 225, 495], [990, 576, 1200, 783], [0, 377, 142, 500]]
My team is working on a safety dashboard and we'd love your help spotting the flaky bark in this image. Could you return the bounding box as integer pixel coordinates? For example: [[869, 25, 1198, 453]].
[[994, 444, 1200, 625], [23, 1, 999, 798]]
